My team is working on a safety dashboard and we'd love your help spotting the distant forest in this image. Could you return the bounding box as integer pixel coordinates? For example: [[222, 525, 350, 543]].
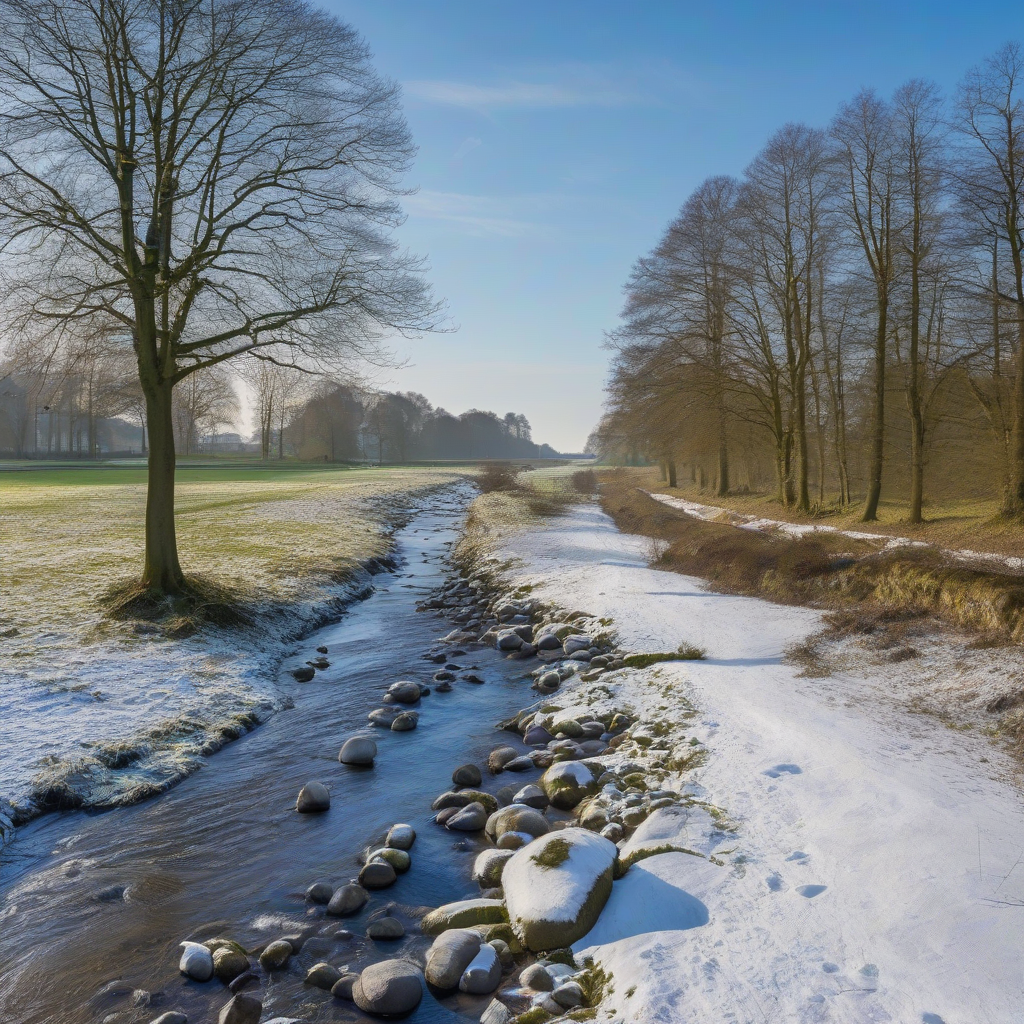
[[0, 358, 563, 461], [595, 44, 1024, 522]]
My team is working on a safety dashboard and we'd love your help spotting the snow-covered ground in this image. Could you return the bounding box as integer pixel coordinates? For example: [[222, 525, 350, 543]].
[[495, 502, 1024, 1023], [649, 490, 1024, 573]]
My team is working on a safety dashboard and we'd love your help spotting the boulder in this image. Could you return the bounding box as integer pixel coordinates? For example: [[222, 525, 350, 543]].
[[503, 828, 617, 951], [502, 756, 534, 772], [472, 848, 514, 888], [327, 883, 368, 916], [368, 707, 400, 727], [212, 948, 249, 983], [369, 847, 410, 873], [306, 880, 333, 904], [295, 781, 330, 813], [452, 763, 482, 788], [513, 784, 548, 809], [459, 942, 502, 994], [291, 666, 315, 682], [519, 962, 553, 991], [424, 928, 482, 989], [217, 993, 261, 1024], [524, 724, 555, 745], [496, 630, 523, 651], [331, 972, 359, 1000], [339, 736, 376, 766], [359, 861, 397, 889], [305, 962, 343, 990], [485, 804, 549, 842], [367, 915, 406, 940], [420, 898, 508, 936], [488, 746, 520, 773], [178, 941, 213, 982], [387, 680, 422, 704], [390, 712, 419, 732], [553, 981, 585, 1008], [446, 801, 488, 831], [353, 960, 423, 1017], [258, 940, 293, 971], [540, 761, 598, 810], [496, 831, 529, 850], [431, 790, 498, 815], [562, 635, 592, 656], [480, 999, 513, 1024], [386, 823, 416, 850], [535, 632, 562, 651]]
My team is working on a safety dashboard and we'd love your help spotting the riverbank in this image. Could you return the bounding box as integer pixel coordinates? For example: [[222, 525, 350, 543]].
[[461, 490, 1024, 1023], [0, 465, 463, 838]]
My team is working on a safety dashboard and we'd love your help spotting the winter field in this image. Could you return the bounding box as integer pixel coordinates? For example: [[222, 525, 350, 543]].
[[0, 463, 462, 837], [467, 492, 1024, 1023]]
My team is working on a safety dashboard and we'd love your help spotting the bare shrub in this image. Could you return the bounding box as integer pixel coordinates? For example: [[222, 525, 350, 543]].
[[571, 468, 598, 494], [477, 462, 521, 493]]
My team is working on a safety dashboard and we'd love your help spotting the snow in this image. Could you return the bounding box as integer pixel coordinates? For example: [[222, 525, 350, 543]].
[[491, 501, 1024, 1023], [543, 760, 594, 788], [649, 490, 1024, 573], [504, 829, 616, 926]]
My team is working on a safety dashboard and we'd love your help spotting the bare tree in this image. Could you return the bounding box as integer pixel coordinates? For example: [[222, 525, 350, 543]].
[[0, 0, 438, 593], [172, 364, 238, 455], [832, 91, 899, 521], [955, 44, 1024, 515]]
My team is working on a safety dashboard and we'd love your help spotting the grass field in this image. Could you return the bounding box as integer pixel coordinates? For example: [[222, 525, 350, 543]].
[[0, 462, 466, 643]]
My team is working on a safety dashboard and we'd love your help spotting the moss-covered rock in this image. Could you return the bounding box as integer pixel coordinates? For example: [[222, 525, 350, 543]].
[[540, 761, 598, 810], [421, 898, 508, 936]]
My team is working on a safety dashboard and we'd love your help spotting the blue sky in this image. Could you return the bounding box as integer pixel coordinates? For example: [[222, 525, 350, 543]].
[[324, 1, 1024, 452]]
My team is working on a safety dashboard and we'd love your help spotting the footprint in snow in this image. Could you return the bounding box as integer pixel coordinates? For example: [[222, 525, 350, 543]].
[[763, 763, 802, 778], [786, 850, 809, 862], [796, 884, 827, 898], [765, 872, 784, 892]]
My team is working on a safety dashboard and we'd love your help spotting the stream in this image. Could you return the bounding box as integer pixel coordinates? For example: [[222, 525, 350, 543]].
[[0, 486, 538, 1024]]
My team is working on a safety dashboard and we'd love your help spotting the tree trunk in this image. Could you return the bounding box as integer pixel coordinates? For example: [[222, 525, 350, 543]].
[[862, 298, 887, 521], [667, 459, 677, 488], [142, 380, 185, 593]]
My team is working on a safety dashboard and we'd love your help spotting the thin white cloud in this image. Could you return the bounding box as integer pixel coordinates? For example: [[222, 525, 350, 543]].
[[405, 78, 638, 110], [403, 190, 556, 238], [451, 136, 483, 162]]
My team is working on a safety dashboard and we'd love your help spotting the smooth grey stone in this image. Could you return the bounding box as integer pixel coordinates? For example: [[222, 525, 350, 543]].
[[367, 915, 405, 940], [339, 736, 376, 766], [305, 962, 342, 990], [424, 929, 482, 989], [331, 972, 359, 1000], [217, 992, 261, 1024], [353, 959, 423, 1016], [452, 764, 482, 787], [259, 940, 293, 971], [445, 801, 488, 831], [459, 942, 502, 994], [553, 981, 585, 1008], [513, 784, 548, 809], [387, 680, 422, 704], [327, 884, 368, 916], [178, 942, 213, 982], [519, 962, 554, 991], [359, 861, 397, 889], [291, 666, 315, 682], [391, 712, 419, 731], [386, 823, 416, 850], [149, 1014, 188, 1024], [306, 881, 333, 904], [295, 781, 330, 813]]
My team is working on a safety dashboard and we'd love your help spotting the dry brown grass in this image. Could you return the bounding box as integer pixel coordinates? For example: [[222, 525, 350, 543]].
[[599, 470, 1024, 644]]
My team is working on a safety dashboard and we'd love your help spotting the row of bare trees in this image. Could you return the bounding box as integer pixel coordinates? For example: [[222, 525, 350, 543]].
[[598, 44, 1024, 522]]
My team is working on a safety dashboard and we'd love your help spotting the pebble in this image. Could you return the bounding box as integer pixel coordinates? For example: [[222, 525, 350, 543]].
[[306, 880, 333, 904], [295, 781, 330, 813], [386, 823, 416, 850], [331, 972, 359, 1000], [217, 993, 261, 1024], [519, 962, 553, 991], [339, 736, 376, 766], [367, 915, 406, 940], [327, 883, 369, 916], [305, 962, 343, 990], [359, 860, 397, 889], [452, 764, 482, 788], [178, 942, 213, 982], [259, 940, 293, 971]]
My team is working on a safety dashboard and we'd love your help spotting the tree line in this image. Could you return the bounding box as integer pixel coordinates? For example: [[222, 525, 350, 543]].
[[596, 44, 1024, 523]]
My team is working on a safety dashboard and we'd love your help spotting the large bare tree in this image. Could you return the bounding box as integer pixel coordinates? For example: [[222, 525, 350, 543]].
[[0, 0, 436, 593]]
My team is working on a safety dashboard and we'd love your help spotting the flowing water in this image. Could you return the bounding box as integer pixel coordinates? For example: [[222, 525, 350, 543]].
[[0, 487, 538, 1024]]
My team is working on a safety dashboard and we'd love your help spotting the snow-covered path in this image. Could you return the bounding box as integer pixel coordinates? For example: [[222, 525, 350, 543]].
[[498, 503, 1024, 1024]]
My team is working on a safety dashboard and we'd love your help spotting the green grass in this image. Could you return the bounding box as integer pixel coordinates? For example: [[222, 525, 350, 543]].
[[621, 647, 706, 668], [0, 464, 465, 661]]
